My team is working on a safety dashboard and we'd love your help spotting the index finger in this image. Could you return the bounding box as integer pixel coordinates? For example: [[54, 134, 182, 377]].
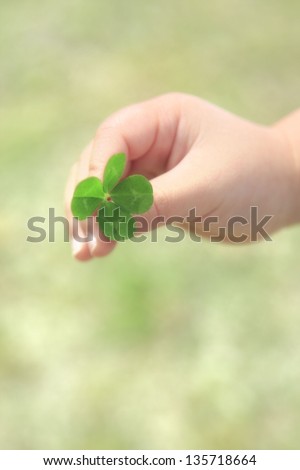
[[88, 93, 181, 179]]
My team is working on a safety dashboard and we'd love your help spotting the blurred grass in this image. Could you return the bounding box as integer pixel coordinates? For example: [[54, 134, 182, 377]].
[[1, 0, 300, 449]]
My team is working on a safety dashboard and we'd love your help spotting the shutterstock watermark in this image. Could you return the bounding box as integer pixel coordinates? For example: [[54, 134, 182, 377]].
[[26, 207, 273, 244]]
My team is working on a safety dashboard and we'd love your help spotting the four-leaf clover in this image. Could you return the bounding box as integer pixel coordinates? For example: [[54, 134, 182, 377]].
[[71, 153, 153, 241]]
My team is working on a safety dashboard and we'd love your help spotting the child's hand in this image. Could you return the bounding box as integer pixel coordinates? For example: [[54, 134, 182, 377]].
[[65, 93, 300, 261]]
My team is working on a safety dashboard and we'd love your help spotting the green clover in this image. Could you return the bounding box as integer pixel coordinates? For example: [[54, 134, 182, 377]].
[[71, 153, 153, 241]]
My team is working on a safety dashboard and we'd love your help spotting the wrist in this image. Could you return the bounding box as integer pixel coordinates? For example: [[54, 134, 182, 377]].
[[272, 109, 300, 225]]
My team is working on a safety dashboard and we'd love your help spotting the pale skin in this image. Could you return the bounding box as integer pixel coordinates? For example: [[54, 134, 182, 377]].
[[65, 93, 300, 261]]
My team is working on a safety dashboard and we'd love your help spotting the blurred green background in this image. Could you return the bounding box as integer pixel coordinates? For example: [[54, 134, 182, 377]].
[[1, 0, 300, 449]]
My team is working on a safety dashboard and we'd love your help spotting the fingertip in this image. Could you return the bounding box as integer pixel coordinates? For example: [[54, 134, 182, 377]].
[[71, 239, 92, 262], [88, 237, 116, 258]]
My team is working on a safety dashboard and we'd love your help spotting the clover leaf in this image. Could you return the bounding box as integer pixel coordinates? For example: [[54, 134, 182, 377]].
[[111, 175, 153, 214], [71, 177, 105, 220], [71, 153, 153, 240], [97, 202, 135, 241], [103, 152, 126, 193]]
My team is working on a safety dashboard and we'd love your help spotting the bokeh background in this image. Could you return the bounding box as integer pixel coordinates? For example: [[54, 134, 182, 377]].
[[1, 0, 300, 449]]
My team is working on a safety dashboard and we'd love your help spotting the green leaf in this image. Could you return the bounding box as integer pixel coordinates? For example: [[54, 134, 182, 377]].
[[111, 175, 153, 214], [71, 177, 105, 220], [103, 153, 126, 193], [97, 202, 136, 241]]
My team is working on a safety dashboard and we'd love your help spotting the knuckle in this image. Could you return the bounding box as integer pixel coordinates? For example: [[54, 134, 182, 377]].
[[95, 115, 122, 138], [92, 123, 118, 156], [95, 122, 115, 138], [88, 158, 102, 174], [164, 91, 183, 101]]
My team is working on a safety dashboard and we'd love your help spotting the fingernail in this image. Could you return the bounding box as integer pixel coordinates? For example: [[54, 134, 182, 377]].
[[71, 238, 83, 257], [88, 236, 98, 255]]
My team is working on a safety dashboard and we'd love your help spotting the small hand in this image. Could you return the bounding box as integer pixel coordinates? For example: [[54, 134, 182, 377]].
[[65, 93, 299, 261]]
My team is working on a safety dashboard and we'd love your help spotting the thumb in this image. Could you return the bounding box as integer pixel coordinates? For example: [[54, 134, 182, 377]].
[[140, 156, 206, 229]]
